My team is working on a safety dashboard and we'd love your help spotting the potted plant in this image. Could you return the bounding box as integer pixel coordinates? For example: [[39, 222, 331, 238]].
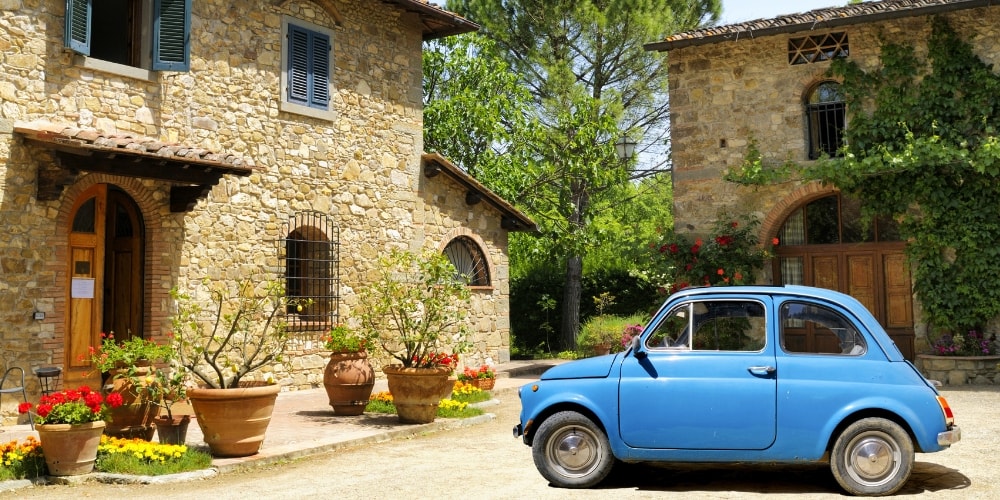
[[144, 366, 192, 444], [322, 323, 377, 416], [17, 386, 123, 476], [169, 277, 301, 457], [457, 364, 496, 391], [356, 248, 471, 423], [84, 332, 173, 440]]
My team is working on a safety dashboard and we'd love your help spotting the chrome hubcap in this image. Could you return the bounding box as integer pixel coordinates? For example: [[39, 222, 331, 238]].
[[549, 427, 599, 476], [847, 433, 900, 486]]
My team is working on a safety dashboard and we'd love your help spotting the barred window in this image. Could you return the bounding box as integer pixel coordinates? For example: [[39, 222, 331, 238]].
[[443, 236, 490, 287], [806, 81, 845, 159], [281, 212, 339, 334], [788, 32, 848, 65]]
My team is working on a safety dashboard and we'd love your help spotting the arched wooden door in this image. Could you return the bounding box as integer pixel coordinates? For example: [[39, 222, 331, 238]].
[[772, 194, 915, 359], [65, 184, 145, 387]]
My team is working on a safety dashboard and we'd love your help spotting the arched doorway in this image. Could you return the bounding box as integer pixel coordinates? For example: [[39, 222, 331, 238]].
[[772, 193, 915, 358], [65, 184, 145, 386]]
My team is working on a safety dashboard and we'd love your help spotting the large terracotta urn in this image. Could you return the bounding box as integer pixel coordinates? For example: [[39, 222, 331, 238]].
[[323, 351, 375, 416], [186, 382, 280, 457], [383, 365, 453, 424], [36, 421, 106, 476]]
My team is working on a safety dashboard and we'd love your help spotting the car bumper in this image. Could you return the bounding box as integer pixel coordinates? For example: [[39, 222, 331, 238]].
[[938, 425, 961, 446]]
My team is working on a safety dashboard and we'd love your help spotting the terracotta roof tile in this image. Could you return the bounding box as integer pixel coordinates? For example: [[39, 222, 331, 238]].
[[14, 120, 254, 170], [647, 0, 994, 51]]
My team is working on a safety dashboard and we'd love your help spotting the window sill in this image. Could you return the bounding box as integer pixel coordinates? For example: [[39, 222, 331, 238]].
[[74, 55, 155, 82], [279, 100, 336, 121]]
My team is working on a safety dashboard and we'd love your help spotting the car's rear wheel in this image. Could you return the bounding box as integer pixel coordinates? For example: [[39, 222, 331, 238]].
[[831, 417, 914, 496], [531, 411, 614, 488]]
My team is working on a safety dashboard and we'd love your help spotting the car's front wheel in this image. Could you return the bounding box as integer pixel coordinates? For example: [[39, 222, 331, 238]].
[[531, 410, 614, 488], [831, 417, 914, 496]]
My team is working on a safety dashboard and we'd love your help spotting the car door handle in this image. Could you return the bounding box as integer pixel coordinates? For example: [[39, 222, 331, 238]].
[[748, 365, 776, 376]]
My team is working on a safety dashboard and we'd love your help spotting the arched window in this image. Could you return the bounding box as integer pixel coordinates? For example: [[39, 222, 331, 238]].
[[282, 212, 339, 333], [443, 236, 490, 287], [806, 81, 846, 159]]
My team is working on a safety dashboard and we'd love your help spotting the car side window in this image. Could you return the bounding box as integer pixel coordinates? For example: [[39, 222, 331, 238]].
[[645, 304, 691, 349], [645, 300, 767, 352], [780, 302, 867, 355]]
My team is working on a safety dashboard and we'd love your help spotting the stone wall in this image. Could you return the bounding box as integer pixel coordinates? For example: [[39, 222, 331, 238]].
[[916, 355, 1000, 385], [0, 0, 513, 420]]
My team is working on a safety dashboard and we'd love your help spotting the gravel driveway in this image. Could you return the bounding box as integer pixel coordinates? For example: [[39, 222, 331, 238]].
[[8, 385, 999, 499]]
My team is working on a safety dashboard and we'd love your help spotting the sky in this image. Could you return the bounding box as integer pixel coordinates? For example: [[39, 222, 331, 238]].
[[719, 0, 849, 24]]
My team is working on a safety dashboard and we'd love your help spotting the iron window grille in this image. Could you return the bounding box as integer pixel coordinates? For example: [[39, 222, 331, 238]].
[[443, 236, 490, 287], [277, 211, 340, 341], [806, 81, 846, 159]]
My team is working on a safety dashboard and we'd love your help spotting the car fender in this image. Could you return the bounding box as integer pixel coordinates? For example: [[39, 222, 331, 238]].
[[812, 394, 945, 455], [518, 376, 620, 447]]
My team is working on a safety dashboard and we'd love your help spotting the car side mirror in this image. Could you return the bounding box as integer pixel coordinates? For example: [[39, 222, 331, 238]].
[[631, 335, 646, 359]]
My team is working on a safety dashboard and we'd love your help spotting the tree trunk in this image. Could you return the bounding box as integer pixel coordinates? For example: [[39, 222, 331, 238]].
[[561, 255, 583, 350]]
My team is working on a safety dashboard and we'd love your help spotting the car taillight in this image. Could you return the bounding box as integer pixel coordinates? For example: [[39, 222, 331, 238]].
[[936, 395, 955, 426]]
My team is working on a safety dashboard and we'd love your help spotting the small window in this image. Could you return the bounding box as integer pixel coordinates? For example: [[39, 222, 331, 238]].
[[806, 81, 846, 159], [646, 301, 766, 352], [282, 212, 339, 334], [781, 302, 866, 355], [280, 17, 334, 119], [443, 236, 490, 287], [65, 0, 191, 71], [788, 32, 849, 65]]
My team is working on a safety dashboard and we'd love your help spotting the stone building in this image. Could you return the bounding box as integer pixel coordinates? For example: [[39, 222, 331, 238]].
[[0, 0, 534, 422], [647, 0, 1000, 359]]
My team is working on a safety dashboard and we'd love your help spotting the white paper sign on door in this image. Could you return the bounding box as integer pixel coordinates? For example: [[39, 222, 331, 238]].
[[71, 277, 95, 299]]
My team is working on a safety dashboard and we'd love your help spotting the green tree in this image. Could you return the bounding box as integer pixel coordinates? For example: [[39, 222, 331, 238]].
[[445, 0, 720, 348]]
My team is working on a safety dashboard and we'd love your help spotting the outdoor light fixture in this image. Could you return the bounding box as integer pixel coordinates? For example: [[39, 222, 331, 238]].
[[615, 135, 637, 161]]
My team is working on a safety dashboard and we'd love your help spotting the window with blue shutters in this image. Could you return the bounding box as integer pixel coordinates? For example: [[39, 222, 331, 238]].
[[64, 0, 191, 72], [281, 17, 335, 119]]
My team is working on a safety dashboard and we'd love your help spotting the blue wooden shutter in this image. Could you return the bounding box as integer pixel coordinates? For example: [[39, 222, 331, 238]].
[[287, 24, 330, 109], [64, 0, 91, 55], [152, 0, 191, 71]]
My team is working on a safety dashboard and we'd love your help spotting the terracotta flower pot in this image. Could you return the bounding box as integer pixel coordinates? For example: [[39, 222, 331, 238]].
[[323, 351, 375, 416], [383, 365, 453, 424], [104, 364, 157, 440], [153, 414, 192, 445], [466, 377, 496, 390], [36, 421, 106, 476], [186, 382, 280, 457]]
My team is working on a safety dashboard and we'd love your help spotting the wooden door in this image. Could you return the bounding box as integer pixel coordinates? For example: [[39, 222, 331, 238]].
[[65, 185, 145, 387], [103, 189, 144, 342], [66, 185, 107, 388]]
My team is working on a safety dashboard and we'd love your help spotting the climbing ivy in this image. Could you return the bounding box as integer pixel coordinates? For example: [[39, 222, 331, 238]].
[[812, 18, 1000, 334]]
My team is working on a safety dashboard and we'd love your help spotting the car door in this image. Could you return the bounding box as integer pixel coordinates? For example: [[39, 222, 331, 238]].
[[619, 295, 777, 450]]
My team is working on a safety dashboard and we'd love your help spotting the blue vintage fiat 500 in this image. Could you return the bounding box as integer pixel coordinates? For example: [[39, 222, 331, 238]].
[[514, 285, 960, 496]]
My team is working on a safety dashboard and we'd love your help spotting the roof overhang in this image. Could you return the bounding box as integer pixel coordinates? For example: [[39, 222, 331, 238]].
[[380, 0, 480, 40], [15, 121, 258, 212], [645, 0, 996, 52], [422, 152, 538, 233]]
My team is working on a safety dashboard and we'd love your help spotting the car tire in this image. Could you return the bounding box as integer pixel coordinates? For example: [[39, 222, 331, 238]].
[[831, 417, 914, 496], [531, 410, 615, 488]]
